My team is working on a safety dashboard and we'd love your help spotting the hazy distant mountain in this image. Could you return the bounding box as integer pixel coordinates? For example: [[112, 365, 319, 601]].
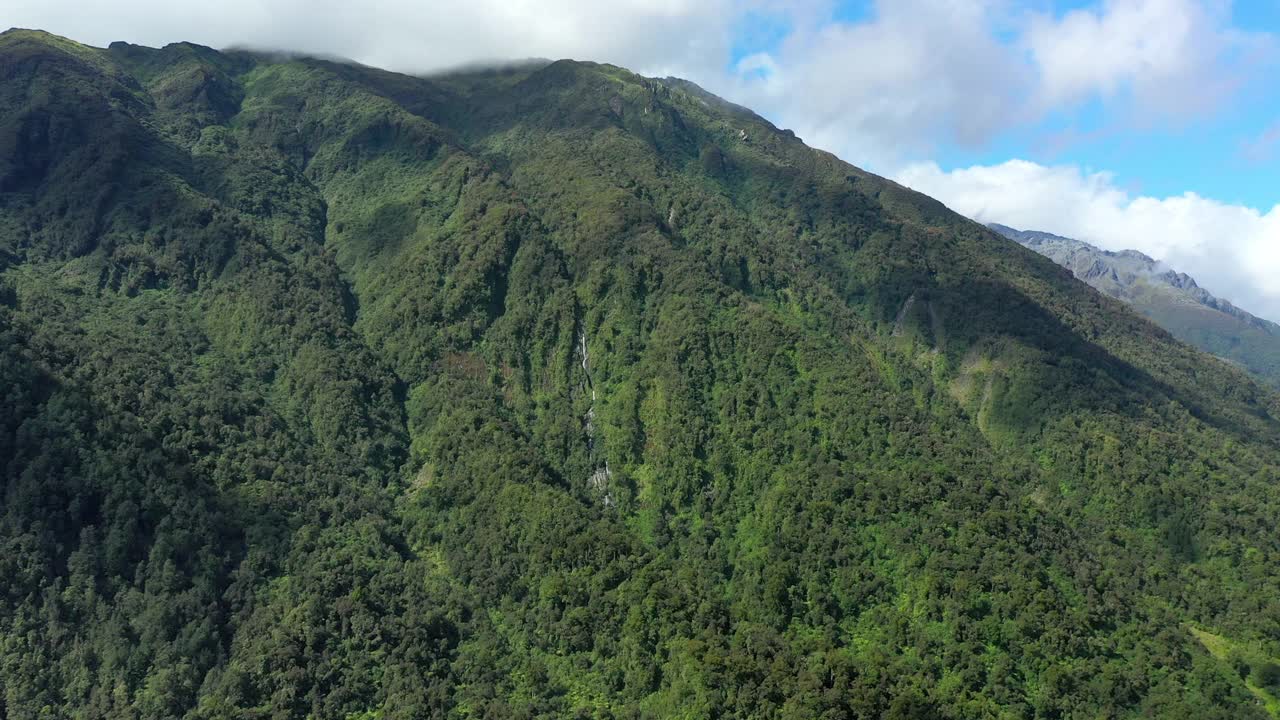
[[991, 223, 1280, 388]]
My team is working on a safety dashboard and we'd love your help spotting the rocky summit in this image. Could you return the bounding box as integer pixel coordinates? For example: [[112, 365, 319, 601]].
[[993, 223, 1280, 389]]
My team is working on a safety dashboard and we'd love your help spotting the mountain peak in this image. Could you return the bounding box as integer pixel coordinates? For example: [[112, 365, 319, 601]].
[[1, 27, 99, 55]]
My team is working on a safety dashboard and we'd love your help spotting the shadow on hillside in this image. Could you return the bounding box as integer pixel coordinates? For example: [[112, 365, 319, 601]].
[[0, 328, 288, 589], [887, 270, 1280, 445]]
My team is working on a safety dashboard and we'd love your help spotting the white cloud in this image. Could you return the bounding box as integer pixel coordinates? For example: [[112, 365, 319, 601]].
[[7, 0, 734, 78], [895, 159, 1280, 322], [1024, 0, 1273, 119], [719, 0, 1029, 166]]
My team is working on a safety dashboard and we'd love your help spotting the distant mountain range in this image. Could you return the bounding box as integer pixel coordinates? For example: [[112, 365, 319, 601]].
[[991, 223, 1280, 387]]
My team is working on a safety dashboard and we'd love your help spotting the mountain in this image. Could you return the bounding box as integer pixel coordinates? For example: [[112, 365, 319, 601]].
[[3, 28, 1280, 719], [992, 223, 1280, 388]]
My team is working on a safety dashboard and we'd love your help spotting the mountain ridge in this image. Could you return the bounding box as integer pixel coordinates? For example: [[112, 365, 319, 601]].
[[991, 222, 1280, 387]]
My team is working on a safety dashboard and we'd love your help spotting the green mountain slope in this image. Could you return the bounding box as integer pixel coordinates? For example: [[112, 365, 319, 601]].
[[3, 29, 1280, 719], [992, 223, 1280, 389]]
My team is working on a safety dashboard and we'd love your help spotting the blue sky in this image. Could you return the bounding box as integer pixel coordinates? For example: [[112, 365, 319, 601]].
[[939, 82, 1280, 209], [9, 0, 1280, 318], [708, 0, 1280, 319], [950, 1, 1280, 210], [727, 0, 1279, 209]]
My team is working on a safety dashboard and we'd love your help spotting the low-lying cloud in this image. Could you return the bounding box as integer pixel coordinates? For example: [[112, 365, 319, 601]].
[[9, 0, 735, 78], [1025, 0, 1272, 119], [723, 0, 1029, 166]]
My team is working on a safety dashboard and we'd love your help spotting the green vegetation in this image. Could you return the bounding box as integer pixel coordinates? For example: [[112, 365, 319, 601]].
[[3, 28, 1280, 718], [1190, 627, 1280, 717]]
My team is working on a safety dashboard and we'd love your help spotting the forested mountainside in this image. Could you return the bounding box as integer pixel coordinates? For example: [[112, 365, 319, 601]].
[[992, 223, 1280, 389], [3, 28, 1280, 719]]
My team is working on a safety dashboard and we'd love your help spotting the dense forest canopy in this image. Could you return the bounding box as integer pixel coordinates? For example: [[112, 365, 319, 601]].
[[2, 28, 1280, 718]]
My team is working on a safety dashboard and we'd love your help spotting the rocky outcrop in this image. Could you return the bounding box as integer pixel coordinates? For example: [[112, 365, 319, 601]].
[[991, 223, 1280, 387]]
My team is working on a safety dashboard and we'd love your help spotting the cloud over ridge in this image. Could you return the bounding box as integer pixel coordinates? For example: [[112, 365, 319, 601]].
[[9, 0, 1277, 319]]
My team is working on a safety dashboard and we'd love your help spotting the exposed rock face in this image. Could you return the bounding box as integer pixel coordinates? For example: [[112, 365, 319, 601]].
[[578, 326, 613, 506], [991, 223, 1280, 387]]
